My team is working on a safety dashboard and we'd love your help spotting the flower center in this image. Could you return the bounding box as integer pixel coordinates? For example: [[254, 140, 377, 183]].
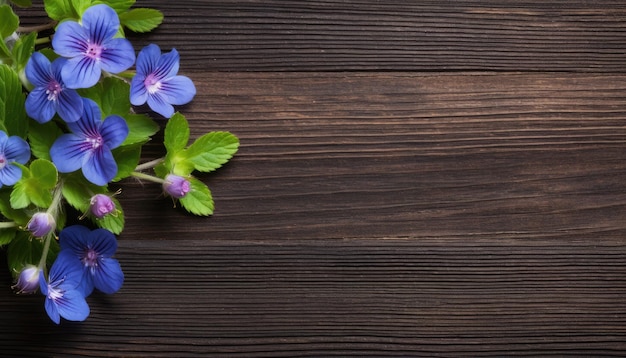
[[86, 135, 103, 150], [83, 248, 99, 267], [0, 155, 7, 170], [85, 41, 103, 60], [144, 74, 162, 94], [46, 81, 62, 101]]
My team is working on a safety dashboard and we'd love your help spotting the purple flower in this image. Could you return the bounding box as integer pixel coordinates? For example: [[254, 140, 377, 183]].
[[12, 265, 41, 294], [0, 131, 30, 188], [27, 212, 56, 237], [50, 98, 129, 186], [89, 194, 116, 218], [39, 251, 90, 324], [130, 44, 196, 118], [52, 4, 135, 89], [24, 52, 83, 123], [59, 225, 124, 296], [163, 174, 191, 198]]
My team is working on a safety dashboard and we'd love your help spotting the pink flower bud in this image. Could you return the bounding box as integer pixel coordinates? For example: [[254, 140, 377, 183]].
[[90, 194, 116, 218], [12, 265, 40, 294], [163, 174, 191, 199], [27, 212, 55, 237]]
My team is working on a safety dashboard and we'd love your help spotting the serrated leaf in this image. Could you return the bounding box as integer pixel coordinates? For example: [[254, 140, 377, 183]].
[[119, 8, 163, 33], [0, 64, 28, 137], [70, 0, 92, 16], [9, 182, 31, 209], [164, 112, 189, 153], [122, 113, 159, 146], [0, 5, 19, 39], [179, 177, 214, 216], [28, 120, 64, 160], [111, 143, 141, 181], [12, 32, 37, 73], [183, 131, 239, 173], [0, 190, 30, 224]]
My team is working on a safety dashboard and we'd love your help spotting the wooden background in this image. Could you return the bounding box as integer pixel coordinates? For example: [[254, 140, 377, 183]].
[[3, 0, 626, 356]]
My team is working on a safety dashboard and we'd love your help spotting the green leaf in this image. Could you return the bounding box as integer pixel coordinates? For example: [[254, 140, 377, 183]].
[[27, 120, 64, 160], [0, 228, 16, 246], [100, 76, 131, 116], [10, 0, 33, 7], [0, 64, 28, 137], [10, 160, 58, 209], [164, 112, 189, 153], [0, 5, 19, 39], [183, 131, 239, 173], [122, 113, 159, 146], [44, 0, 77, 20], [94, 196, 124, 234], [94, 0, 134, 13], [71, 0, 92, 16], [11, 32, 37, 73], [179, 177, 214, 216], [61, 172, 104, 212], [0, 190, 30, 224], [119, 8, 163, 33], [7, 232, 60, 278], [111, 143, 142, 181]]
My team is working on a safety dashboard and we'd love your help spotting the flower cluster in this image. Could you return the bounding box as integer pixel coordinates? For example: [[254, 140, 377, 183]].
[[1, 1, 239, 324]]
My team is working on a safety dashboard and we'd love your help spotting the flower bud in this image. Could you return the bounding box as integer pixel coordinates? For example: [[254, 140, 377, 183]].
[[163, 174, 191, 199], [12, 265, 40, 294], [90, 194, 116, 218], [27, 212, 56, 237]]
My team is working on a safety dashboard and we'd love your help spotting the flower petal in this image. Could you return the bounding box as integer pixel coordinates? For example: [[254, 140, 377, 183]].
[[129, 75, 148, 106], [55, 289, 89, 322], [56, 88, 83, 123], [52, 21, 88, 58], [100, 38, 135, 74], [25, 88, 56, 123], [5, 136, 30, 164], [59, 225, 92, 253], [89, 228, 118, 256], [50, 134, 88, 173], [25, 52, 53, 87], [135, 44, 161, 77], [160, 75, 196, 105], [0, 165, 23, 186], [62, 56, 101, 89], [81, 4, 120, 44], [93, 258, 124, 294], [44, 295, 61, 324], [147, 91, 175, 118], [100, 115, 129, 149], [82, 147, 117, 186], [49, 251, 84, 287], [67, 98, 101, 136]]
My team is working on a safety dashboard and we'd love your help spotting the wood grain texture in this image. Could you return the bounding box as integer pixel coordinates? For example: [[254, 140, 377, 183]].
[[3, 0, 626, 356]]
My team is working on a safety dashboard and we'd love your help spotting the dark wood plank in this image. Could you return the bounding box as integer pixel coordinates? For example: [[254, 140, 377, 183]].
[[1, 237, 626, 356], [121, 72, 626, 242], [16, 0, 626, 72]]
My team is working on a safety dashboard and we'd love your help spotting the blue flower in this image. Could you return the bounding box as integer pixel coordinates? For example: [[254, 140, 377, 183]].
[[52, 4, 135, 89], [59, 225, 124, 296], [24, 52, 83, 123], [0, 131, 30, 188], [50, 98, 129, 186], [39, 251, 90, 324], [130, 44, 196, 118]]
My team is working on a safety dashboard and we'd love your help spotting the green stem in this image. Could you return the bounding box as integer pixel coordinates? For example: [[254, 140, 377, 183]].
[[131, 171, 166, 184], [0, 222, 17, 229], [17, 22, 58, 33], [37, 234, 52, 271], [135, 158, 165, 171], [46, 181, 64, 219]]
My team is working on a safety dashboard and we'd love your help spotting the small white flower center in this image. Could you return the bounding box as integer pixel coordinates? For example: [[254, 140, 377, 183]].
[[0, 155, 7, 170], [85, 41, 103, 60], [144, 74, 162, 94], [46, 82, 62, 101], [86, 136, 103, 149]]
